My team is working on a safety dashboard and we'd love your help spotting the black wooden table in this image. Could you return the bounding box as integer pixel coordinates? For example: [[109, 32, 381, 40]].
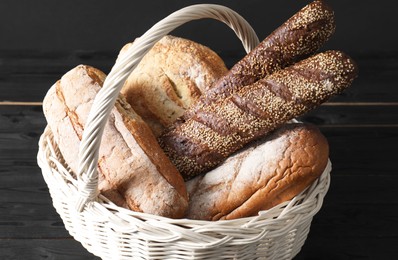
[[1, 50, 397, 259]]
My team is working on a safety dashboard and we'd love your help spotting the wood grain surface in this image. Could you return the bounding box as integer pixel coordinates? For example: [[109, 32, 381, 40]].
[[2, 0, 398, 258], [1, 39, 397, 260]]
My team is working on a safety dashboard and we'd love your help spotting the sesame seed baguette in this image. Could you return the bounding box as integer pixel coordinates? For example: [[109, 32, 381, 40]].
[[159, 50, 358, 179], [182, 0, 336, 120]]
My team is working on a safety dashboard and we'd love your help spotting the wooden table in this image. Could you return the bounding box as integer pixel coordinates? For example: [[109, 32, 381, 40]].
[[1, 50, 397, 259]]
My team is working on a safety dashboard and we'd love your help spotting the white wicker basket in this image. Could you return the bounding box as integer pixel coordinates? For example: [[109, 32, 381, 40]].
[[37, 4, 331, 260]]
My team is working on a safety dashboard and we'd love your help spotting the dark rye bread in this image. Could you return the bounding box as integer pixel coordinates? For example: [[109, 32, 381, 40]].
[[159, 51, 358, 179], [183, 0, 336, 119]]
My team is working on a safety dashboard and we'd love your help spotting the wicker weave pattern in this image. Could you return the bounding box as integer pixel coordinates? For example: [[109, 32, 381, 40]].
[[37, 4, 331, 259], [38, 128, 331, 259]]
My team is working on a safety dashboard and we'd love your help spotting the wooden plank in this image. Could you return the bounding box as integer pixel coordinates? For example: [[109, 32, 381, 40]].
[[325, 175, 398, 204], [1, 236, 397, 260], [296, 236, 398, 259], [0, 50, 116, 74], [0, 50, 115, 102], [296, 202, 398, 258], [2, 236, 396, 260], [317, 127, 398, 176], [0, 105, 396, 259], [0, 106, 395, 178], [1, 91, 398, 132], [0, 105, 45, 165], [0, 166, 71, 239], [1, 51, 397, 103], [329, 53, 398, 103], [312, 202, 398, 238], [0, 105, 45, 132], [0, 239, 99, 260], [2, 169, 396, 237], [0, 105, 69, 238], [300, 103, 398, 126], [1, 169, 395, 239], [0, 74, 63, 103], [3, 101, 398, 128]]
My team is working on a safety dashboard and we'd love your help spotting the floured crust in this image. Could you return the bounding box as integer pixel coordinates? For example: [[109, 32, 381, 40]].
[[43, 65, 188, 218], [186, 123, 329, 220], [118, 35, 228, 136]]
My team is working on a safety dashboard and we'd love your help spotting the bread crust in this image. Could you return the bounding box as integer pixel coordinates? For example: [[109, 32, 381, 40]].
[[119, 35, 228, 136], [160, 51, 358, 179], [183, 0, 336, 119], [186, 123, 329, 220], [43, 65, 188, 218]]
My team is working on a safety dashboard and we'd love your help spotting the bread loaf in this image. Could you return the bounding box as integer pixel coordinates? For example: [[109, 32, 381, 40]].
[[43, 65, 188, 218], [186, 123, 329, 220], [183, 0, 335, 119], [160, 50, 358, 179], [119, 35, 228, 136]]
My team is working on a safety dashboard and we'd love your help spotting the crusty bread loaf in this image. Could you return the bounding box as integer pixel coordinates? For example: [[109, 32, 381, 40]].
[[160, 50, 358, 179], [183, 0, 336, 119], [118, 35, 228, 136], [186, 123, 329, 220], [43, 65, 188, 218]]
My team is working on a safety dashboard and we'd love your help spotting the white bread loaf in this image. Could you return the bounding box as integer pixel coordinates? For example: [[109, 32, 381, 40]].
[[186, 123, 329, 220], [43, 65, 188, 218], [118, 35, 228, 136]]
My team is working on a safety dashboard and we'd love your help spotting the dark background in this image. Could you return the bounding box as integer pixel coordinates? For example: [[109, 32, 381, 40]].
[[1, 0, 397, 259], [1, 0, 397, 54]]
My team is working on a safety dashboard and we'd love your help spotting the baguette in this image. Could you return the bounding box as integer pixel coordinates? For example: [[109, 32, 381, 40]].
[[43, 65, 188, 218], [186, 123, 329, 220], [183, 0, 335, 119], [160, 50, 358, 179]]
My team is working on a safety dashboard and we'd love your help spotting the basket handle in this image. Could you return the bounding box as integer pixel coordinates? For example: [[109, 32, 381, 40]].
[[75, 4, 260, 212]]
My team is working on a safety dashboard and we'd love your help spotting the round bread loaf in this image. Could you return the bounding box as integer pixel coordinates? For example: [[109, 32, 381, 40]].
[[118, 35, 228, 136]]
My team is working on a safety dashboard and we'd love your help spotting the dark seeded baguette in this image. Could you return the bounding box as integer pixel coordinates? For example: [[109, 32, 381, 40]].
[[159, 50, 358, 179], [183, 0, 335, 119]]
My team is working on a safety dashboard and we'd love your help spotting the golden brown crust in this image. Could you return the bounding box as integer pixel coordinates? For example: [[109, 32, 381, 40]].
[[114, 99, 188, 202], [160, 51, 358, 179], [186, 123, 329, 220], [43, 65, 188, 218], [119, 35, 228, 136]]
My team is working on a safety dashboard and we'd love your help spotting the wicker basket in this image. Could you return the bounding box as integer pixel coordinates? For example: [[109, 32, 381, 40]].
[[37, 4, 331, 260]]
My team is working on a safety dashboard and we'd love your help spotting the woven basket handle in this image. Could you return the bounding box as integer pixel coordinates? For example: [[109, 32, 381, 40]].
[[75, 4, 260, 212]]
